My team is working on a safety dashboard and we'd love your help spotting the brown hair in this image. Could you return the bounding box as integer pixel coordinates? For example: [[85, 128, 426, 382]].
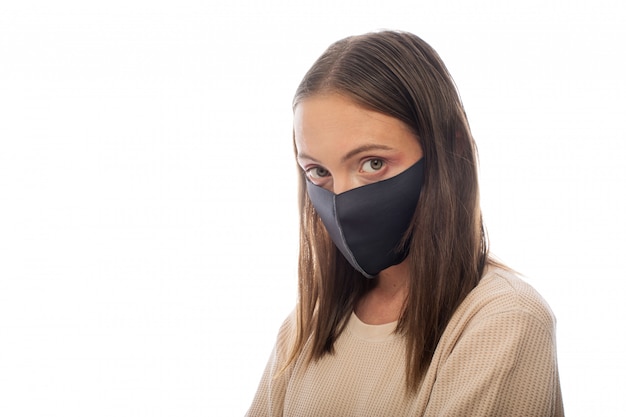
[[289, 30, 489, 391]]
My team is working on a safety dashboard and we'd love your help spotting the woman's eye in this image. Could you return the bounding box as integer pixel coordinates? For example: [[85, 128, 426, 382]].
[[362, 159, 384, 173], [306, 166, 330, 179]]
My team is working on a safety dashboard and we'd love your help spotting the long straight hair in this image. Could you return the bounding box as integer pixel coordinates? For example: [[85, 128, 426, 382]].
[[289, 30, 488, 391]]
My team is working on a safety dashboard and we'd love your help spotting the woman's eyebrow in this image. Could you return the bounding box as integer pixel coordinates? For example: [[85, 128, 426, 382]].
[[341, 144, 393, 162], [296, 152, 320, 163], [297, 144, 394, 164]]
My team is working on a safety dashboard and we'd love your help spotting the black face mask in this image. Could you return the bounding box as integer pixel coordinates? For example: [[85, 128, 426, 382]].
[[306, 159, 425, 278]]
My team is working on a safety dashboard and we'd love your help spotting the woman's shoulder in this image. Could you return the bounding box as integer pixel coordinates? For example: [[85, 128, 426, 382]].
[[273, 309, 298, 358], [454, 264, 557, 331], [427, 266, 563, 416], [431, 264, 559, 374]]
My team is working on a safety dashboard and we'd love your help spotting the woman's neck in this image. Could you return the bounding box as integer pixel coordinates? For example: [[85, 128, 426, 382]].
[[354, 260, 410, 325]]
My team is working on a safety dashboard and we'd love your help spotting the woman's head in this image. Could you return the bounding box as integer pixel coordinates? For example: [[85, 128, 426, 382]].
[[290, 30, 487, 391]]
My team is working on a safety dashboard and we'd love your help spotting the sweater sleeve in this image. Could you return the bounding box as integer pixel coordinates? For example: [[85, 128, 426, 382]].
[[245, 312, 296, 417], [424, 308, 564, 417]]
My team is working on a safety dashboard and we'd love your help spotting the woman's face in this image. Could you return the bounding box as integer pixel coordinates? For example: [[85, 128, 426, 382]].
[[294, 93, 423, 194]]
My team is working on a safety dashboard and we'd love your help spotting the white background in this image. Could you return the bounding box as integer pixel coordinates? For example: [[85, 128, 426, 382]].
[[1, 1, 624, 416]]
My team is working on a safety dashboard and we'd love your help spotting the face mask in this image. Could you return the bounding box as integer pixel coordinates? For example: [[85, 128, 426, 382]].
[[306, 159, 424, 278]]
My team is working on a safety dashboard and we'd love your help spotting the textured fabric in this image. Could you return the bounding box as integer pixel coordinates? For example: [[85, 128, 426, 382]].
[[246, 267, 564, 416]]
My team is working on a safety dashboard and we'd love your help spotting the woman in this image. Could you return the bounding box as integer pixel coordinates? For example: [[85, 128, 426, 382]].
[[247, 30, 563, 416]]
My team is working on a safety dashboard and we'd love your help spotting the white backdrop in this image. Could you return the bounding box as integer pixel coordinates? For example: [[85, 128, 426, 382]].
[[1, 1, 624, 416]]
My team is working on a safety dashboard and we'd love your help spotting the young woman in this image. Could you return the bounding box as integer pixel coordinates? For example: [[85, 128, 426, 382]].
[[247, 30, 563, 416]]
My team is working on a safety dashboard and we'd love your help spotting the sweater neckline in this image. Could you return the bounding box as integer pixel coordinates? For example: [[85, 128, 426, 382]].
[[347, 312, 398, 341]]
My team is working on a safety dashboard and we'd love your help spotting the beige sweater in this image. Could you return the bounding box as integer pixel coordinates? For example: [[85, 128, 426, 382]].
[[247, 267, 564, 416]]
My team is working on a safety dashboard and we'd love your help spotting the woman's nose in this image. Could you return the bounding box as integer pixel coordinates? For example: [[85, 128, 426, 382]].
[[332, 175, 358, 195]]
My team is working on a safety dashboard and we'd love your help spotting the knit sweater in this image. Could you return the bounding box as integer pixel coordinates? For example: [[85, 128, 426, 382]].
[[246, 267, 564, 416]]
